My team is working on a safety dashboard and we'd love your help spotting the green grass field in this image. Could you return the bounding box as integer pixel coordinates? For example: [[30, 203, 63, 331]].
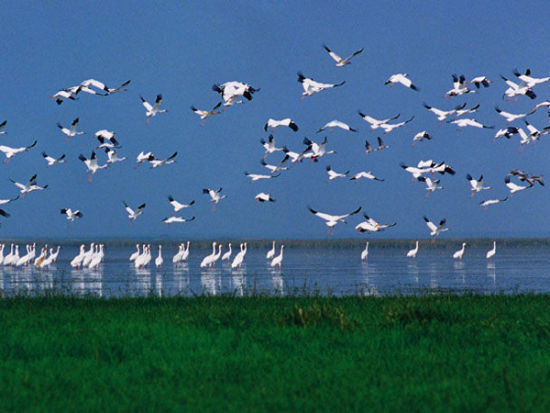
[[1, 294, 549, 411]]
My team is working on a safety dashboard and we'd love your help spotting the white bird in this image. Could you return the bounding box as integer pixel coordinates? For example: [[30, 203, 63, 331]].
[[480, 197, 508, 209], [222, 243, 232, 262], [134, 245, 151, 268], [494, 106, 533, 123], [0, 140, 37, 163], [42, 152, 65, 167], [270, 245, 284, 269], [350, 171, 384, 182], [449, 118, 494, 129], [260, 135, 284, 158], [123, 201, 146, 221], [202, 243, 223, 268], [0, 120, 7, 134], [81, 243, 96, 268], [412, 131, 433, 146], [148, 152, 177, 168], [406, 241, 419, 260], [60, 208, 83, 222], [203, 188, 227, 211], [96, 134, 121, 149], [105, 148, 126, 165], [168, 195, 195, 214], [524, 120, 550, 142], [365, 137, 389, 154], [360, 242, 369, 261], [140, 94, 167, 123], [317, 120, 357, 133], [297, 72, 345, 99], [57, 118, 85, 141], [255, 192, 276, 203], [417, 176, 443, 198], [181, 241, 190, 262], [379, 116, 415, 134], [384, 73, 419, 90], [212, 81, 259, 107], [400, 163, 431, 181], [454, 104, 481, 118], [264, 118, 298, 132], [244, 171, 279, 182], [51, 86, 80, 105], [172, 244, 184, 264], [323, 44, 364, 66], [136, 151, 153, 167], [452, 243, 467, 261], [494, 127, 520, 140], [486, 241, 496, 260], [532, 100, 550, 112], [309, 206, 362, 234], [444, 74, 476, 97], [470, 76, 492, 88], [505, 176, 533, 195], [466, 174, 491, 197], [231, 242, 248, 269], [358, 111, 400, 129], [129, 244, 140, 262], [260, 159, 288, 175], [105, 148, 127, 165], [326, 165, 349, 181], [422, 102, 462, 122], [155, 245, 163, 268], [162, 216, 195, 224], [302, 137, 336, 161], [87, 245, 104, 270], [355, 214, 397, 233], [513, 68, 550, 88], [78, 151, 108, 182], [266, 241, 276, 260], [424, 216, 449, 239], [10, 174, 48, 196], [70, 244, 87, 269], [200, 242, 218, 268], [191, 102, 222, 125], [501, 75, 536, 100]]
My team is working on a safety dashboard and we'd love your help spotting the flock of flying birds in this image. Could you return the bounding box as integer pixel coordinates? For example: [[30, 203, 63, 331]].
[[1, 43, 550, 269]]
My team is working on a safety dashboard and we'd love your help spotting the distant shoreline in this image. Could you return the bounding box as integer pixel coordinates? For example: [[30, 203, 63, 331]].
[[0, 238, 549, 249]]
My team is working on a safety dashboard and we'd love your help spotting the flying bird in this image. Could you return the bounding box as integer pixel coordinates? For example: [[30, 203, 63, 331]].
[[358, 111, 400, 129], [317, 120, 356, 133], [0, 140, 37, 163], [323, 44, 364, 66], [168, 195, 195, 214], [162, 216, 195, 224], [379, 116, 415, 134], [148, 152, 177, 168], [365, 137, 389, 154], [308, 206, 361, 235], [297, 72, 345, 99], [255, 192, 276, 203], [505, 176, 533, 195], [412, 131, 433, 146], [350, 171, 384, 182], [60, 208, 83, 222], [449, 118, 494, 129], [424, 216, 449, 239], [203, 188, 227, 211], [480, 197, 508, 210], [264, 118, 298, 132], [212, 81, 259, 107], [494, 106, 533, 123], [191, 102, 222, 125], [140, 94, 167, 123], [417, 176, 443, 198], [57, 118, 85, 141], [466, 174, 492, 197], [384, 73, 419, 90], [355, 214, 396, 233], [326, 165, 350, 181], [10, 174, 48, 196], [78, 151, 108, 183], [123, 201, 146, 221], [0, 120, 7, 134], [469, 76, 491, 88], [105, 148, 127, 165], [42, 152, 65, 167]]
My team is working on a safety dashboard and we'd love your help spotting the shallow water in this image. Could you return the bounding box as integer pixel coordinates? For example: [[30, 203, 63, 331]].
[[0, 245, 548, 297]]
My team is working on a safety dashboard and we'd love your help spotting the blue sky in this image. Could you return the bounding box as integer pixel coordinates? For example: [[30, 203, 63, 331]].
[[2, 1, 550, 239]]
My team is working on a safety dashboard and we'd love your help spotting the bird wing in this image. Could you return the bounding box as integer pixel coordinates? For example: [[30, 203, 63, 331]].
[[140, 96, 152, 111]]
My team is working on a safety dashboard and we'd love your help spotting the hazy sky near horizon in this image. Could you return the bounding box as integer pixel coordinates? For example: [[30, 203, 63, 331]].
[[2, 1, 550, 239]]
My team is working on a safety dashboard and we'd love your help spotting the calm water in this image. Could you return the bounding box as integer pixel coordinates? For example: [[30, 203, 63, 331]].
[[0, 245, 548, 297]]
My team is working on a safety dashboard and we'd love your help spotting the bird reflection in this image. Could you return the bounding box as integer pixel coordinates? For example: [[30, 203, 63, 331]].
[[270, 269, 283, 295], [201, 269, 221, 295], [232, 270, 246, 296], [155, 273, 163, 297]]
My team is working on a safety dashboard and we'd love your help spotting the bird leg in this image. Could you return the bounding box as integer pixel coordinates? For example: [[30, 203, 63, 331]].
[[88, 174, 93, 183]]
